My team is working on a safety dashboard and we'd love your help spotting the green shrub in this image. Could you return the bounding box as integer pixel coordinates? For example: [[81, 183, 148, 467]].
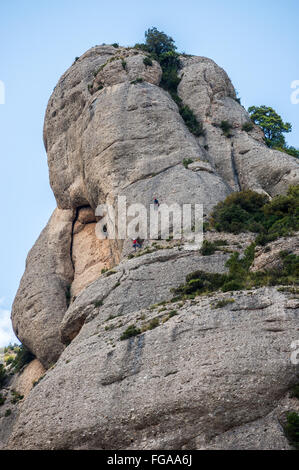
[[159, 51, 181, 92], [147, 318, 159, 330], [221, 280, 244, 292], [120, 325, 141, 340], [111, 43, 119, 48], [11, 390, 24, 404], [32, 375, 45, 388], [168, 310, 178, 318], [5, 409, 11, 417], [291, 384, 299, 399], [210, 190, 270, 234], [213, 298, 235, 308], [284, 412, 299, 449], [105, 270, 116, 276], [135, 28, 204, 137], [134, 43, 150, 52], [121, 60, 127, 70], [179, 105, 204, 136], [282, 146, 299, 158], [220, 120, 233, 137], [182, 158, 193, 168], [173, 271, 227, 299], [0, 393, 6, 406], [172, 243, 297, 301], [5, 356, 14, 365], [144, 27, 177, 56], [200, 240, 218, 256], [158, 51, 203, 137], [11, 345, 34, 373], [143, 56, 153, 66], [93, 299, 103, 308], [242, 122, 254, 132]]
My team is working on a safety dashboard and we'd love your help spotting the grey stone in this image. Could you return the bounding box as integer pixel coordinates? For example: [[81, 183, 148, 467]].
[[11, 209, 74, 367], [7, 287, 299, 450]]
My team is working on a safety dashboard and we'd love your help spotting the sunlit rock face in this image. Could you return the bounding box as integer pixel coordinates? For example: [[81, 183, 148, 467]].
[[7, 45, 299, 450]]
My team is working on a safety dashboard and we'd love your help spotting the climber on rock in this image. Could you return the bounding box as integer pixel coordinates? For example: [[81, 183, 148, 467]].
[[154, 197, 160, 208], [133, 239, 141, 252]]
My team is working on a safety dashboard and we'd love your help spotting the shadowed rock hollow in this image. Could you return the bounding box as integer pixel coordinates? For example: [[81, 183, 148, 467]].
[[4, 44, 299, 450]]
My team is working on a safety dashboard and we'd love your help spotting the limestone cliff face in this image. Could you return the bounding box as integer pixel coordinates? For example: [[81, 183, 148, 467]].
[[6, 45, 299, 450]]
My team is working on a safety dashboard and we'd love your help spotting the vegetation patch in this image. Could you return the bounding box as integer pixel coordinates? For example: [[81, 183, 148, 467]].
[[200, 240, 228, 256], [172, 244, 298, 300], [105, 270, 117, 277], [220, 120, 233, 138], [183, 158, 193, 169], [131, 78, 144, 84], [142, 317, 160, 332], [284, 412, 299, 449], [10, 345, 34, 373], [277, 287, 299, 294], [11, 390, 24, 404], [134, 27, 204, 137], [242, 122, 254, 132], [143, 56, 153, 66], [32, 375, 45, 388], [212, 298, 235, 309], [0, 393, 6, 406], [167, 310, 178, 318], [209, 186, 299, 245], [290, 384, 299, 399], [120, 325, 141, 341], [0, 364, 7, 388]]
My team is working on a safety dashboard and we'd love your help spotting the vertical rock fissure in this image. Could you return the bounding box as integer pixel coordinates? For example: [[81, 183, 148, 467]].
[[70, 205, 95, 271], [70, 207, 80, 271], [231, 141, 241, 191]]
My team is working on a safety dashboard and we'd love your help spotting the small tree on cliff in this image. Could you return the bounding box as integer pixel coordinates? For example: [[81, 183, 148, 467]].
[[248, 105, 292, 148], [144, 27, 177, 57]]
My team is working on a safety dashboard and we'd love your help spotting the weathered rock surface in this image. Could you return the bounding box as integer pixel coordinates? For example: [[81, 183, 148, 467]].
[[202, 394, 299, 450], [7, 287, 299, 450], [14, 359, 46, 399], [0, 386, 20, 450], [11, 208, 74, 367], [71, 207, 119, 298], [178, 56, 299, 194], [252, 235, 299, 272], [7, 44, 299, 450], [92, 51, 162, 90], [44, 47, 230, 212], [61, 248, 230, 344]]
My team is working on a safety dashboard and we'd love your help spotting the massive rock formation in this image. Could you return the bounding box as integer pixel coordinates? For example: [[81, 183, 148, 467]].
[[5, 45, 299, 450]]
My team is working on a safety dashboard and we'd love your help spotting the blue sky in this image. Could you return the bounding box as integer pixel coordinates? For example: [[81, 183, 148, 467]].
[[0, 0, 298, 346]]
